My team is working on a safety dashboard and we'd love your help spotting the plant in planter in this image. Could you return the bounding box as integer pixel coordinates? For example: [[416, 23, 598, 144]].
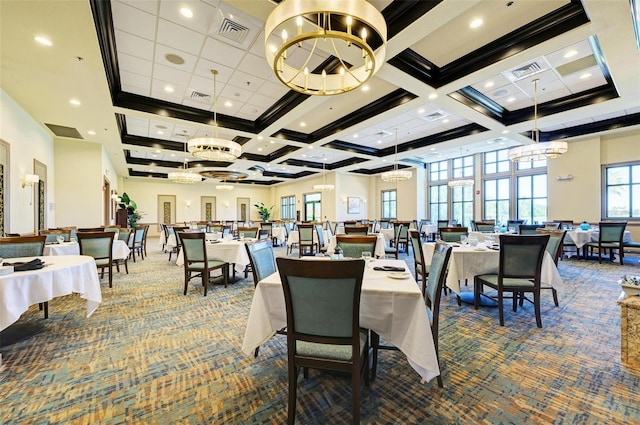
[[254, 202, 274, 222], [119, 192, 143, 228]]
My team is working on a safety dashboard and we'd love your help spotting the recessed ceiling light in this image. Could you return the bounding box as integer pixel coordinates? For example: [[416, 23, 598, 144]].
[[417, 108, 425, 114], [179, 7, 193, 18], [428, 93, 438, 100], [257, 135, 263, 140], [302, 154, 306, 158], [69, 99, 81, 106], [493, 89, 509, 97], [155, 149, 161, 153], [470, 18, 483, 29], [170, 153, 176, 157], [361, 85, 370, 92], [300, 122, 306, 127], [498, 140, 505, 145], [34, 36, 52, 46], [579, 73, 592, 80], [258, 147, 263, 152], [382, 159, 387, 162], [502, 130, 509, 134], [564, 50, 578, 59], [442, 119, 450, 124], [353, 134, 358, 138], [484, 81, 495, 88], [88, 130, 96, 135], [270, 140, 275, 144], [224, 101, 233, 107], [164, 86, 174, 93], [157, 130, 164, 135], [377, 140, 382, 144], [506, 96, 516, 102], [309, 146, 314, 149]]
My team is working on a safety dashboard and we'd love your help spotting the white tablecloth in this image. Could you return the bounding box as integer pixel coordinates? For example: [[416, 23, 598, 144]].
[[565, 229, 632, 249], [176, 240, 250, 273], [421, 224, 438, 236], [423, 243, 563, 294], [44, 240, 130, 260], [272, 227, 286, 245], [0, 255, 102, 331], [242, 259, 440, 383], [327, 233, 387, 259], [286, 229, 331, 248]]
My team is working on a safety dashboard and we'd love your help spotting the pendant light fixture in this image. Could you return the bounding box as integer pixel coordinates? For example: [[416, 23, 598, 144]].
[[381, 129, 412, 182], [188, 69, 242, 161], [216, 180, 234, 191], [168, 132, 200, 184], [507, 79, 568, 162], [313, 155, 335, 191]]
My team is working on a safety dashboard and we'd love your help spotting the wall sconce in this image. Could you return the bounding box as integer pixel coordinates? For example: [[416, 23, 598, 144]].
[[556, 174, 574, 181], [22, 174, 39, 188], [185, 200, 192, 208], [223, 201, 230, 208]]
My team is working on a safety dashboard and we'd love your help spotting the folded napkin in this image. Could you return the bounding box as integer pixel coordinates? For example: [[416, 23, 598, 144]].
[[3, 258, 45, 272], [373, 265, 405, 272]]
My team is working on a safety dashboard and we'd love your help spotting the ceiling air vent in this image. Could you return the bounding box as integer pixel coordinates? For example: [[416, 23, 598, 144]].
[[421, 110, 449, 122], [510, 62, 543, 80], [45, 123, 84, 139], [189, 90, 211, 102], [217, 18, 250, 44], [374, 130, 394, 138]]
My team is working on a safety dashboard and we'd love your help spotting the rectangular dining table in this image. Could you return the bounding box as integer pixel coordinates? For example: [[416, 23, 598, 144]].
[[242, 258, 440, 383]]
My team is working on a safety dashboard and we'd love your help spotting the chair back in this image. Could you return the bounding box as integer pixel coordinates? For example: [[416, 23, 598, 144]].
[[238, 227, 258, 238], [260, 222, 273, 237], [553, 220, 574, 230], [543, 222, 560, 230], [519, 224, 544, 235], [498, 234, 549, 284], [437, 220, 449, 230], [134, 226, 145, 244], [379, 220, 390, 229], [507, 219, 526, 233], [426, 242, 453, 324], [315, 224, 326, 246], [245, 240, 276, 286], [103, 227, 119, 234], [41, 230, 70, 243], [117, 228, 132, 243], [599, 221, 627, 243], [179, 232, 207, 264], [474, 221, 495, 232], [209, 224, 223, 233], [409, 230, 425, 267], [0, 235, 46, 258], [336, 235, 377, 258], [77, 232, 114, 264], [344, 225, 368, 235], [297, 224, 315, 243], [258, 229, 270, 240], [439, 227, 468, 243], [535, 228, 567, 265], [276, 257, 365, 348]]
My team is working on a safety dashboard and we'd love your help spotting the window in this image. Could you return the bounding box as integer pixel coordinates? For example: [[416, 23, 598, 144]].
[[484, 178, 510, 225], [452, 154, 474, 179], [484, 149, 510, 175], [281, 195, 295, 220], [452, 185, 474, 227], [517, 174, 548, 224], [381, 190, 396, 219], [429, 160, 448, 182], [303, 193, 322, 222], [429, 185, 448, 222], [604, 162, 640, 219]]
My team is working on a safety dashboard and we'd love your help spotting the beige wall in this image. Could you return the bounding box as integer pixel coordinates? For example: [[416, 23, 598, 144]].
[[0, 89, 55, 234]]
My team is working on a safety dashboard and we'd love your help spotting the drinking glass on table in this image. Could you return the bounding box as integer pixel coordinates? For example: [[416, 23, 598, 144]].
[[361, 251, 372, 264], [508, 226, 516, 234], [460, 235, 468, 245], [56, 235, 65, 244], [468, 236, 479, 247]]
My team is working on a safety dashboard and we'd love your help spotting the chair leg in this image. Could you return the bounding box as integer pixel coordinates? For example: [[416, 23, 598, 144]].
[[534, 291, 542, 328], [184, 270, 189, 295], [254, 346, 260, 358], [498, 291, 504, 326], [370, 331, 379, 381], [203, 269, 209, 296], [552, 288, 559, 307], [287, 366, 298, 425], [352, 365, 360, 424], [108, 264, 113, 288]]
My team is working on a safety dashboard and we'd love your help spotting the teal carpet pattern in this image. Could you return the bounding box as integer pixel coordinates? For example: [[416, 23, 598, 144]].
[[1, 243, 640, 424]]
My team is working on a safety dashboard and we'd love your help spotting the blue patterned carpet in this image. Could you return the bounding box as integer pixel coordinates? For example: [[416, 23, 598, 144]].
[[1, 243, 639, 424]]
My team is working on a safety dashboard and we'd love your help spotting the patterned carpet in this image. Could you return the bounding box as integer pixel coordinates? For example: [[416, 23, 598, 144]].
[[1, 241, 640, 424]]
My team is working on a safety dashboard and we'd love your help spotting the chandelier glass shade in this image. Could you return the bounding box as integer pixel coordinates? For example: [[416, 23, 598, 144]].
[[312, 156, 335, 191], [169, 137, 200, 184], [447, 178, 474, 188], [216, 183, 234, 191], [188, 69, 242, 161], [265, 0, 387, 95], [508, 79, 568, 162], [381, 130, 412, 182]]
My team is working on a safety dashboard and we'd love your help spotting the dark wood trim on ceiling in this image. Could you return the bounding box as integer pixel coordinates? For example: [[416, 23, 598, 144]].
[[388, 0, 590, 88], [539, 112, 640, 142], [238, 145, 300, 163], [271, 89, 418, 143], [128, 168, 282, 185], [89, 0, 119, 101], [350, 163, 414, 176], [124, 150, 234, 169], [383, 0, 444, 39]]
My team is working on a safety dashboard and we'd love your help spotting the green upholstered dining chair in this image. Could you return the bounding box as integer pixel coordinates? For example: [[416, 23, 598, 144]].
[[585, 221, 627, 265], [0, 235, 48, 317], [41, 230, 70, 243], [344, 225, 369, 235], [395, 222, 411, 253], [474, 221, 495, 232], [297, 224, 317, 257], [179, 232, 228, 296], [409, 230, 429, 297], [314, 224, 328, 254], [439, 227, 468, 243], [167, 226, 187, 262], [336, 234, 377, 259], [77, 231, 115, 288], [535, 228, 567, 306], [259, 222, 275, 245], [519, 224, 544, 234], [474, 234, 549, 328], [276, 257, 369, 425], [237, 227, 258, 239], [114, 228, 131, 274], [130, 225, 146, 261], [384, 223, 403, 259]]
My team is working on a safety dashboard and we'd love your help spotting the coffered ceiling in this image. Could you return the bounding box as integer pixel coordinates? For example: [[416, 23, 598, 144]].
[[1, 0, 639, 186]]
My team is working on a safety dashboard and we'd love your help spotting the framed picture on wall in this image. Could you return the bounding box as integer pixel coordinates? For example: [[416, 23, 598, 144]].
[[347, 197, 359, 214]]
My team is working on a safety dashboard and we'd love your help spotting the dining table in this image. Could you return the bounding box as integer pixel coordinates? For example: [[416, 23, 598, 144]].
[[564, 229, 632, 258], [0, 255, 102, 365], [43, 240, 131, 260], [423, 242, 563, 297], [242, 258, 440, 383]]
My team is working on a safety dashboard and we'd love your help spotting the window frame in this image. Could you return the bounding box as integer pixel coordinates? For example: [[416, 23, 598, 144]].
[[602, 161, 640, 221], [381, 189, 397, 220]]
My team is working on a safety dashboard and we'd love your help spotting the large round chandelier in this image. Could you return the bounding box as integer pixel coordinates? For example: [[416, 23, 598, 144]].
[[168, 135, 200, 184], [508, 79, 568, 162], [188, 69, 242, 161], [313, 155, 335, 191], [381, 130, 412, 182], [265, 0, 387, 95]]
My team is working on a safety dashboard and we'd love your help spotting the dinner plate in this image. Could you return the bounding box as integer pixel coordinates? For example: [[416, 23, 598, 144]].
[[387, 271, 411, 279]]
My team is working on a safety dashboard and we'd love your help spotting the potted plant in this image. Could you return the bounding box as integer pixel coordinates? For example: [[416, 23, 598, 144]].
[[119, 192, 143, 228], [254, 202, 274, 222]]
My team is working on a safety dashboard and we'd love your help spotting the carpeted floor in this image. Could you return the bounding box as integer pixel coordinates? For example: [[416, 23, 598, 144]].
[[1, 241, 640, 424]]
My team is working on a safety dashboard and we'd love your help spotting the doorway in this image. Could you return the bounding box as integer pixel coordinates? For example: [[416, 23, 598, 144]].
[[237, 197, 250, 222], [34, 160, 47, 231], [157, 195, 176, 230], [201, 196, 216, 221]]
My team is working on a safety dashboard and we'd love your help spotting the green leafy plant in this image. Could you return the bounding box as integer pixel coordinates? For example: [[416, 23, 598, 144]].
[[254, 202, 274, 222], [119, 192, 143, 228]]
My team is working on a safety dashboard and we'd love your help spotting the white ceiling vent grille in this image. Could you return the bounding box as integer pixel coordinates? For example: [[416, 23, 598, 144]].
[[421, 110, 449, 122], [189, 91, 211, 102], [217, 18, 250, 44], [374, 130, 394, 138], [510, 62, 544, 80]]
